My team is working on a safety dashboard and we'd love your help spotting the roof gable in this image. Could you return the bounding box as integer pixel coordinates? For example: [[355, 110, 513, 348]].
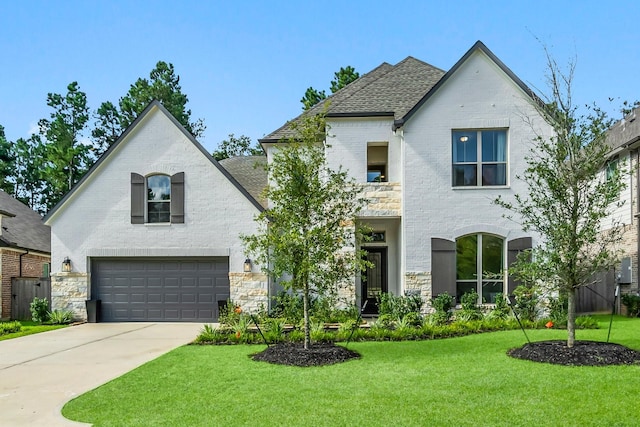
[[395, 41, 539, 130], [0, 190, 50, 253], [260, 58, 445, 143], [45, 100, 264, 223]]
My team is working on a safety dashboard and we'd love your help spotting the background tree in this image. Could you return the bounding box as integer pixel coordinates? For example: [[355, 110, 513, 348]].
[[0, 125, 15, 194], [12, 135, 47, 212], [38, 81, 92, 211], [212, 134, 263, 161], [495, 50, 626, 348], [242, 111, 369, 349], [91, 101, 122, 156], [301, 66, 359, 110], [117, 61, 205, 138]]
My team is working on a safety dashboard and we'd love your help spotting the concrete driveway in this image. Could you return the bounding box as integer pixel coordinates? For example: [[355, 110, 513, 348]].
[[0, 322, 204, 426]]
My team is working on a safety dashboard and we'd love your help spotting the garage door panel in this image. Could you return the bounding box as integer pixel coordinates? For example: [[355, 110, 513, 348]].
[[92, 257, 229, 322]]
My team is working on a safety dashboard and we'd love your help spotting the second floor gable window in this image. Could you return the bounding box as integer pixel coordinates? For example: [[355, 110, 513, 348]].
[[147, 174, 171, 223], [452, 130, 507, 187]]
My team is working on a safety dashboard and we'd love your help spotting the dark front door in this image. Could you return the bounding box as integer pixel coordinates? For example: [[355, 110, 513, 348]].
[[362, 247, 388, 314]]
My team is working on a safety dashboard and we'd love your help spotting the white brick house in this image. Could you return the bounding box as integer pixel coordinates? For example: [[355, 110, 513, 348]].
[[44, 101, 268, 321], [261, 41, 552, 313], [47, 40, 554, 321]]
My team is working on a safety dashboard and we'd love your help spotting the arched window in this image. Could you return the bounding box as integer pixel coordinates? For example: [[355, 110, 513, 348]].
[[147, 174, 171, 223], [456, 234, 504, 303]]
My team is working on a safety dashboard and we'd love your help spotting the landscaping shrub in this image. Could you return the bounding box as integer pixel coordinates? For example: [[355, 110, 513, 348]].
[[621, 293, 640, 317], [486, 293, 510, 320], [377, 292, 423, 323], [430, 293, 454, 325], [575, 315, 599, 329], [30, 297, 49, 323], [456, 291, 483, 321], [47, 310, 74, 325], [548, 292, 568, 325], [512, 285, 539, 322], [0, 320, 22, 336]]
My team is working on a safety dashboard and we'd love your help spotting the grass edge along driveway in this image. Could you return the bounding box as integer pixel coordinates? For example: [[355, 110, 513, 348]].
[[63, 316, 640, 427]]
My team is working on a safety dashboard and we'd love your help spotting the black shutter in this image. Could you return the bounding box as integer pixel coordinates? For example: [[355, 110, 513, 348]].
[[431, 238, 456, 298], [131, 173, 145, 224], [171, 172, 185, 224], [507, 237, 532, 294]]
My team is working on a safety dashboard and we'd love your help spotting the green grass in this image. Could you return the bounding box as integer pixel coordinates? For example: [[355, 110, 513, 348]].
[[63, 315, 640, 426], [0, 320, 66, 341]]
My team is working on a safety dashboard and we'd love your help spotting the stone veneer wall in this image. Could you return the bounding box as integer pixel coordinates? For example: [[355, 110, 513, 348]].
[[51, 272, 89, 321], [360, 182, 401, 217], [404, 271, 432, 313], [229, 272, 269, 313]]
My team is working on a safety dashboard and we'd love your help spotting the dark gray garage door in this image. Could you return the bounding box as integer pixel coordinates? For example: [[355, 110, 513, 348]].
[[91, 257, 229, 322]]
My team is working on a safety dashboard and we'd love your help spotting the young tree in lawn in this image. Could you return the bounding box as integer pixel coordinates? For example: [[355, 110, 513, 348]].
[[212, 134, 263, 161], [242, 111, 369, 349], [495, 50, 626, 348]]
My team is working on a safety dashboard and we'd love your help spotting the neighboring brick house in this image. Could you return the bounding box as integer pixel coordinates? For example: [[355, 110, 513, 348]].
[[602, 107, 640, 295], [44, 101, 268, 322], [260, 41, 552, 313], [0, 190, 51, 319]]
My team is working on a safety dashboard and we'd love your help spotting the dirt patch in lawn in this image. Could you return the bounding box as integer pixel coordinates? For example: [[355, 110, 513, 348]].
[[508, 340, 640, 366], [252, 343, 361, 367]]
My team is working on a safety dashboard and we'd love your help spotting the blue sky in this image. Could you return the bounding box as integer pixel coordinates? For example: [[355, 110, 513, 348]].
[[1, 1, 639, 152]]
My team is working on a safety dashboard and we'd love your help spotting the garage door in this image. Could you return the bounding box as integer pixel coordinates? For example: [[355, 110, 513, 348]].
[[91, 257, 229, 322]]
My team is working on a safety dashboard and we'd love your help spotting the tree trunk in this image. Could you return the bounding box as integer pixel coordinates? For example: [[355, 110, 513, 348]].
[[303, 283, 310, 350], [567, 288, 576, 348]]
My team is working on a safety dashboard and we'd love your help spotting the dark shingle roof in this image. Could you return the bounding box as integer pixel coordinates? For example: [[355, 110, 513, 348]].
[[0, 190, 50, 253], [260, 57, 445, 142], [606, 108, 640, 151], [219, 156, 268, 208]]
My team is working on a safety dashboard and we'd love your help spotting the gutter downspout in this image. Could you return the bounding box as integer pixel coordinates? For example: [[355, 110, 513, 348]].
[[19, 250, 29, 278]]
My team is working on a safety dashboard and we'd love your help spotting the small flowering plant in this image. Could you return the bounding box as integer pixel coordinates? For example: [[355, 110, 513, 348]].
[[545, 321, 554, 329]]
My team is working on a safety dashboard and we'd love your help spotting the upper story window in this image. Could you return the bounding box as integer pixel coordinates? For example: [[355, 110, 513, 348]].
[[367, 143, 388, 182], [147, 174, 171, 223], [452, 130, 507, 187], [131, 172, 184, 224], [606, 156, 619, 181]]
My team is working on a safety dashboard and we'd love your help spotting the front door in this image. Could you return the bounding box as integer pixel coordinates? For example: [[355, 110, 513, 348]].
[[362, 247, 388, 315]]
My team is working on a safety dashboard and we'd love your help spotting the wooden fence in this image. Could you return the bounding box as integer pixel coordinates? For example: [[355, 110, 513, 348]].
[[576, 270, 616, 314], [11, 277, 51, 320]]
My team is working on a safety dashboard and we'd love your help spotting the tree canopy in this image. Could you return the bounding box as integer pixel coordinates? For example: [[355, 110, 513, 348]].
[[212, 134, 263, 161], [301, 66, 359, 110]]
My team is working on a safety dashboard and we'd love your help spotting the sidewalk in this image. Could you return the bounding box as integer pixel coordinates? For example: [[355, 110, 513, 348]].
[[0, 322, 203, 426]]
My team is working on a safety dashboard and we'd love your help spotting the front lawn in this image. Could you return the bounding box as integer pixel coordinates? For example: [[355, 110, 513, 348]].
[[0, 320, 67, 341], [63, 316, 640, 426]]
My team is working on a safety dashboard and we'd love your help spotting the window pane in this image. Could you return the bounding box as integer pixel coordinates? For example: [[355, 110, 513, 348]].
[[482, 281, 503, 303], [148, 201, 170, 223], [452, 131, 477, 163], [482, 164, 506, 186], [481, 130, 506, 162], [482, 234, 504, 276], [456, 281, 476, 304], [147, 175, 171, 201], [456, 235, 477, 280], [453, 165, 477, 186]]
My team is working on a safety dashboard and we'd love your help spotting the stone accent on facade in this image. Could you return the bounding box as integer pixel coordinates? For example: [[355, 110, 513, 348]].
[[404, 271, 432, 313], [0, 249, 50, 319], [51, 272, 89, 321], [229, 272, 268, 313], [360, 182, 401, 217]]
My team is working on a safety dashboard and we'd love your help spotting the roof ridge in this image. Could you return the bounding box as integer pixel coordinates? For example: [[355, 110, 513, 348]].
[[394, 55, 446, 73]]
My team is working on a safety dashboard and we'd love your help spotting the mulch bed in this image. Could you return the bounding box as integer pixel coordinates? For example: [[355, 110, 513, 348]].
[[508, 340, 640, 366], [252, 342, 361, 367]]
